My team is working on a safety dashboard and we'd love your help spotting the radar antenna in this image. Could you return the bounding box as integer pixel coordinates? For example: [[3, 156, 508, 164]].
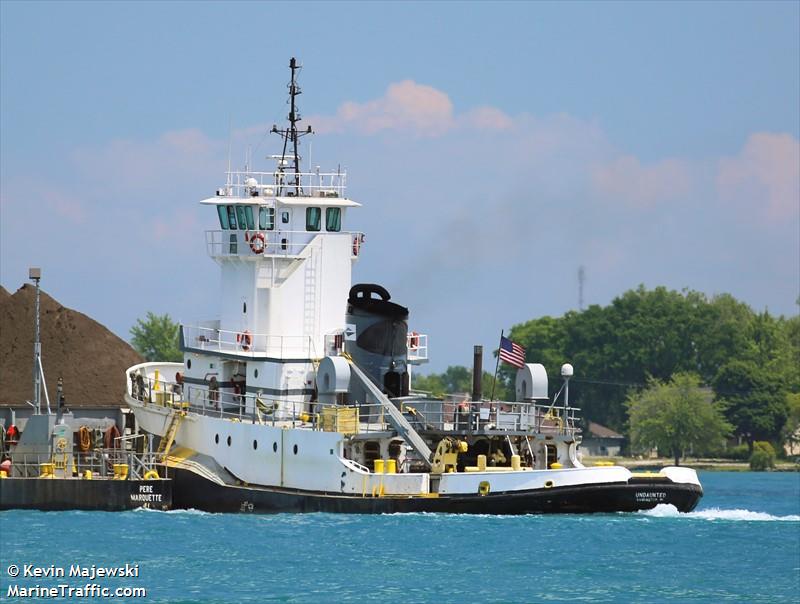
[[271, 57, 313, 196]]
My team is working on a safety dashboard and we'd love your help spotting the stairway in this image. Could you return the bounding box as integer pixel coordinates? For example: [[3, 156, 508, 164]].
[[344, 357, 433, 467], [157, 412, 185, 460]]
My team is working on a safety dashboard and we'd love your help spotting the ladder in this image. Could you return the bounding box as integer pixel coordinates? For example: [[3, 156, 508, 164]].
[[157, 412, 185, 460], [302, 247, 319, 339], [344, 356, 433, 467]]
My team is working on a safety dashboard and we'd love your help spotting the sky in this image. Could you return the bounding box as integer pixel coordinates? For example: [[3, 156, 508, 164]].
[[1, 1, 798, 374]]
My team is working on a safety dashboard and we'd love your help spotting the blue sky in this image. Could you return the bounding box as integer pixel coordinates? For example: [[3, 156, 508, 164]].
[[2, 1, 798, 373]]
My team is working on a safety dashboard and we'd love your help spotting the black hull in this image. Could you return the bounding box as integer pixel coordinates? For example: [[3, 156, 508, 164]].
[[171, 468, 702, 515], [0, 478, 173, 512]]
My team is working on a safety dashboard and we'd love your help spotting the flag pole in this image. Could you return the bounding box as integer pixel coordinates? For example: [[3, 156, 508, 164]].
[[490, 330, 503, 401]]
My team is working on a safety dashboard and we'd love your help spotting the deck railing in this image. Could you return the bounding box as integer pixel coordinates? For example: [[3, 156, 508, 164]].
[[205, 230, 365, 259], [182, 325, 315, 358], [128, 369, 581, 438], [6, 449, 162, 480], [217, 169, 347, 199], [406, 332, 429, 364]]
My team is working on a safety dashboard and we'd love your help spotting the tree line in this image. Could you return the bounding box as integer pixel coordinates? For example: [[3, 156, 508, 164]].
[[414, 286, 799, 455]]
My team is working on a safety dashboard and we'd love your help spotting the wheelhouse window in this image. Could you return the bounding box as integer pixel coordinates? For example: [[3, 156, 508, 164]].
[[227, 206, 238, 229], [217, 205, 230, 229], [306, 207, 321, 232], [236, 206, 248, 231], [326, 207, 341, 232], [259, 206, 275, 230], [244, 206, 255, 230]]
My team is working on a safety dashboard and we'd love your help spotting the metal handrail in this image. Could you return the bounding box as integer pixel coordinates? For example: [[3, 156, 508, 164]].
[[220, 169, 347, 198], [204, 229, 364, 259], [181, 325, 314, 358], [129, 372, 582, 438], [406, 332, 429, 363], [6, 449, 162, 479]]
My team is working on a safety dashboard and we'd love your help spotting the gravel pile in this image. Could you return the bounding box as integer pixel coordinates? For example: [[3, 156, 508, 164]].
[[0, 284, 143, 406]]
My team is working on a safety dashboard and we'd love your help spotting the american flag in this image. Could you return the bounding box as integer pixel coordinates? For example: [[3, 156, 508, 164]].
[[499, 335, 526, 368]]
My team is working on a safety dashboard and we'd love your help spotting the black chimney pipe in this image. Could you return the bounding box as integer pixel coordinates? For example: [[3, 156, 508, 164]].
[[472, 345, 482, 402], [468, 345, 483, 436]]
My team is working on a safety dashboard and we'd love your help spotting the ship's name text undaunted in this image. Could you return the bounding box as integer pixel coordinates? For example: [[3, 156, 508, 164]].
[[23, 564, 140, 580]]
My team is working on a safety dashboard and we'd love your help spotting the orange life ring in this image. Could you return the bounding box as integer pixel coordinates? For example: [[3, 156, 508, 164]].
[[409, 331, 420, 350], [249, 232, 266, 254], [352, 233, 364, 256], [6, 425, 19, 445], [236, 330, 253, 351]]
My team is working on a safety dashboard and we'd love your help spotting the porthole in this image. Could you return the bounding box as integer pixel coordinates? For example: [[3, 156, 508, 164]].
[[293, 444, 298, 455], [215, 434, 219, 445], [227, 436, 232, 447], [254, 369, 259, 378], [253, 440, 258, 450], [187, 359, 192, 370], [273, 442, 278, 453]]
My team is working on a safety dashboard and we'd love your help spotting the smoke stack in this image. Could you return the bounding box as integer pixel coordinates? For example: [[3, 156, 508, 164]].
[[472, 345, 482, 402]]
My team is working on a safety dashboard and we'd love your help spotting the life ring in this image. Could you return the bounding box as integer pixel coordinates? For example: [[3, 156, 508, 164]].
[[352, 233, 365, 256], [6, 425, 19, 445], [55, 437, 68, 452], [236, 330, 252, 351], [249, 232, 266, 254], [408, 331, 420, 350], [143, 470, 160, 480], [104, 425, 121, 449], [78, 426, 92, 452]]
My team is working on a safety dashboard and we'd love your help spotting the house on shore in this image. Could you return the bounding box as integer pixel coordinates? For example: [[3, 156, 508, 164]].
[[580, 421, 625, 457]]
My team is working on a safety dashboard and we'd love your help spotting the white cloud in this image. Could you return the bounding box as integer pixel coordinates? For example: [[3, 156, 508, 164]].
[[717, 132, 800, 221], [459, 106, 514, 131], [590, 155, 693, 207], [310, 80, 513, 137]]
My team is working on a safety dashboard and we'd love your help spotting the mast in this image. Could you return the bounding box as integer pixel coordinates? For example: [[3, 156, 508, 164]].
[[271, 57, 313, 196], [29, 267, 42, 414]]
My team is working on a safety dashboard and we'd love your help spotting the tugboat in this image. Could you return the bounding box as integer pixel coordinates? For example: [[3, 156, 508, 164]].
[[124, 58, 702, 514]]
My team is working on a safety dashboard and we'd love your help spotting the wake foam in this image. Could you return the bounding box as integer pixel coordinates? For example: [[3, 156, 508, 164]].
[[639, 504, 800, 521], [131, 507, 213, 516]]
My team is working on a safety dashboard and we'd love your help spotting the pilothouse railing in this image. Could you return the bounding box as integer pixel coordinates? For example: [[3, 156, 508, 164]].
[[205, 230, 365, 259], [218, 170, 347, 199]]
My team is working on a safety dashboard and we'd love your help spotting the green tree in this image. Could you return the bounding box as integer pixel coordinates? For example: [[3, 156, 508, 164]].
[[506, 285, 798, 436], [130, 312, 182, 362], [627, 373, 731, 466], [713, 359, 789, 449], [411, 366, 511, 400], [749, 441, 776, 471]]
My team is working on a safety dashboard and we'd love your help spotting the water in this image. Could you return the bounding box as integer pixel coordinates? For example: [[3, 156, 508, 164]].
[[1, 472, 798, 603]]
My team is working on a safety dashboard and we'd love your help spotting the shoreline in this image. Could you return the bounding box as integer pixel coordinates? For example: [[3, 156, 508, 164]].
[[581, 456, 800, 472]]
